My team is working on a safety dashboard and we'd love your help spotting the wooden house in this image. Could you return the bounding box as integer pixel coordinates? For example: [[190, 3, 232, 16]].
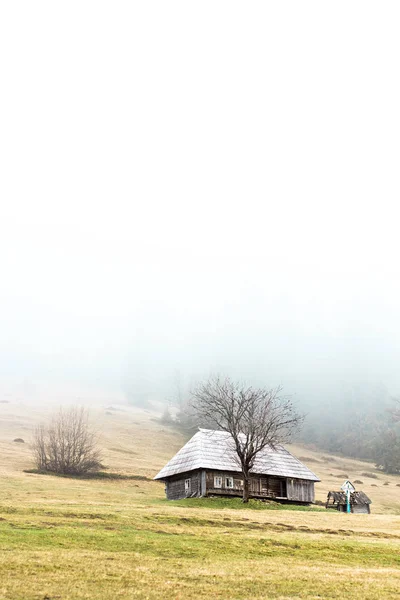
[[326, 490, 371, 514], [154, 428, 320, 503]]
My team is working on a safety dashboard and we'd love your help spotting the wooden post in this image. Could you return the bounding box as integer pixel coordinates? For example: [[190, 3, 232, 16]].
[[201, 470, 206, 497]]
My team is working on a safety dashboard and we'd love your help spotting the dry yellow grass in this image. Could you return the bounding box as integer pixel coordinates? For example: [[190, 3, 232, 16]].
[[1, 400, 400, 599]]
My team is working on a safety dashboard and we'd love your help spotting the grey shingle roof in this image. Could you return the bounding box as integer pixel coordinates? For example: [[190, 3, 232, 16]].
[[327, 491, 371, 505], [154, 429, 320, 481]]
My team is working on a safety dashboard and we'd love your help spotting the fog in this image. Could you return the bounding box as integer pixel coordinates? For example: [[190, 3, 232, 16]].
[[1, 3, 400, 424]]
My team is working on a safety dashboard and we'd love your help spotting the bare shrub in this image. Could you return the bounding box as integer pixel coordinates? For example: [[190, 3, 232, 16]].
[[361, 472, 378, 479], [32, 407, 102, 475]]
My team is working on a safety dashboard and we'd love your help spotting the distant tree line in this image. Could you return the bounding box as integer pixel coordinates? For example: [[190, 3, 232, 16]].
[[164, 379, 400, 475], [298, 386, 400, 474], [374, 399, 400, 474]]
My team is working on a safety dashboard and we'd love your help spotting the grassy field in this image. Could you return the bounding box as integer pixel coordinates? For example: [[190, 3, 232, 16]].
[[1, 400, 400, 599]]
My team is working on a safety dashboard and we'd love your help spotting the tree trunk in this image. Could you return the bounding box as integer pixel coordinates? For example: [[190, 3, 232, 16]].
[[243, 476, 250, 503]]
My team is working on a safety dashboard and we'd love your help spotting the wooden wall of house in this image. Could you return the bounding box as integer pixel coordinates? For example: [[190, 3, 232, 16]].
[[164, 470, 315, 503], [352, 504, 370, 514], [205, 470, 244, 492], [165, 470, 202, 500], [255, 476, 286, 498], [205, 471, 291, 500], [286, 478, 315, 503]]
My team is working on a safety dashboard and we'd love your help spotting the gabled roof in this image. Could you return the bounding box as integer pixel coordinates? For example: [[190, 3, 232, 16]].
[[154, 429, 320, 482], [327, 490, 371, 505]]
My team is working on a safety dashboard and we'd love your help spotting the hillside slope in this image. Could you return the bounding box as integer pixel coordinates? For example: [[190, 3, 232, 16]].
[[1, 400, 399, 513], [1, 400, 400, 599]]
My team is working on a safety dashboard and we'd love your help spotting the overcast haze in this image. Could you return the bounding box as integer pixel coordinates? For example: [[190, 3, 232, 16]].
[[1, 2, 400, 408]]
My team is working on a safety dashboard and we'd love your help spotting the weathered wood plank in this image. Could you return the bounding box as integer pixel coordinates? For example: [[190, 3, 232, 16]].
[[165, 470, 315, 503], [165, 470, 202, 500]]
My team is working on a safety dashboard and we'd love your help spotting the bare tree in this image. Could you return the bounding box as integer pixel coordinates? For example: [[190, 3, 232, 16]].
[[32, 407, 102, 475], [171, 369, 184, 409], [192, 375, 304, 502], [389, 398, 400, 422]]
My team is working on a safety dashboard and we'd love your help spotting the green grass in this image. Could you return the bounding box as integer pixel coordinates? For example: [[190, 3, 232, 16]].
[[0, 517, 399, 565], [1, 500, 400, 599], [155, 496, 326, 511]]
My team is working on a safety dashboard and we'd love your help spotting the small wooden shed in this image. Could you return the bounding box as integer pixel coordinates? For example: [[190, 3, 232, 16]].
[[326, 490, 372, 514], [154, 428, 320, 504]]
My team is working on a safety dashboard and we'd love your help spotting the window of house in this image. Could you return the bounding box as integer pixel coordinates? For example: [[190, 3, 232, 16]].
[[185, 479, 191, 493], [214, 476, 222, 488], [225, 477, 234, 488]]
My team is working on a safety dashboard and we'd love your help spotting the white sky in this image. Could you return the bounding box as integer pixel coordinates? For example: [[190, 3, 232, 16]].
[[1, 2, 400, 397]]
